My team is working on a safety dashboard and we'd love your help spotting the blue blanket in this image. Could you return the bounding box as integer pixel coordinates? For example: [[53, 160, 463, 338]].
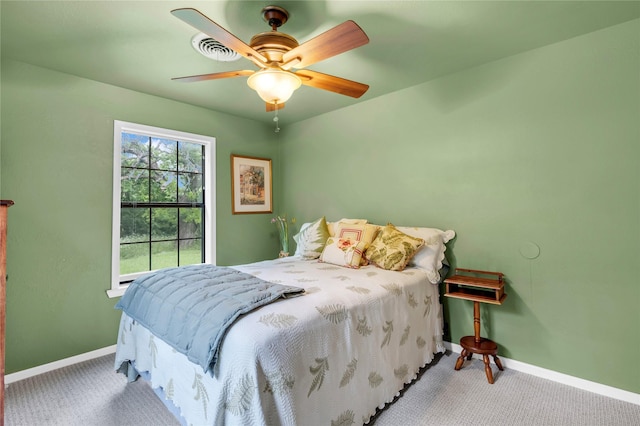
[[115, 264, 303, 373]]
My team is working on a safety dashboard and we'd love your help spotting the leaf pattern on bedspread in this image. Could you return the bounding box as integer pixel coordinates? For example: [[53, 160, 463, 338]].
[[192, 371, 210, 419], [308, 357, 329, 397], [394, 364, 409, 380], [407, 292, 418, 308], [339, 358, 358, 388], [259, 313, 298, 328], [225, 373, 255, 416], [346, 286, 370, 295], [381, 320, 393, 348], [416, 336, 426, 349], [423, 295, 432, 317], [119, 327, 127, 345], [368, 371, 383, 388], [166, 378, 175, 400], [332, 410, 356, 426], [318, 265, 341, 270], [366, 271, 377, 277], [263, 371, 295, 395], [380, 283, 403, 296], [356, 316, 373, 336], [317, 304, 348, 324], [400, 325, 410, 346], [149, 335, 158, 368]]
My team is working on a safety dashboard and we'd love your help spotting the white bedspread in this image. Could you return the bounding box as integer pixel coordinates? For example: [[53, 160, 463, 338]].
[[115, 256, 445, 425]]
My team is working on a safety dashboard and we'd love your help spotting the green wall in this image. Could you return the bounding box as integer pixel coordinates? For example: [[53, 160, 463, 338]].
[[1, 17, 638, 396], [279, 20, 639, 393], [0, 60, 280, 373]]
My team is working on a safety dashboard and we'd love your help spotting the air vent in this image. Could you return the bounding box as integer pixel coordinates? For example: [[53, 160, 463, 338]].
[[191, 33, 241, 62]]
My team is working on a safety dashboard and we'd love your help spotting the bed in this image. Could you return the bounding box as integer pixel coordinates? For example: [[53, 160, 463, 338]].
[[114, 221, 454, 425]]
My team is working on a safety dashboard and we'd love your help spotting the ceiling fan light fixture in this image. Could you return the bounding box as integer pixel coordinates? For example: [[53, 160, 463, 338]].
[[247, 69, 301, 104]]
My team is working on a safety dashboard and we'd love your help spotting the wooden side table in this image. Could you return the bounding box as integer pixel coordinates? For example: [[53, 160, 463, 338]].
[[444, 268, 506, 384]]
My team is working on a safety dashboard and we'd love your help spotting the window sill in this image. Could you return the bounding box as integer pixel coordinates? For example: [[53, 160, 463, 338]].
[[106, 285, 128, 299]]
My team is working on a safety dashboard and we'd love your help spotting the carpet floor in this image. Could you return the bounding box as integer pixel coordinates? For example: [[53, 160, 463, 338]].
[[5, 351, 639, 425]]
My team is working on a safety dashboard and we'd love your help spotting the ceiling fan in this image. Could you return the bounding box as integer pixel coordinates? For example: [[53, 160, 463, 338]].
[[171, 5, 370, 111]]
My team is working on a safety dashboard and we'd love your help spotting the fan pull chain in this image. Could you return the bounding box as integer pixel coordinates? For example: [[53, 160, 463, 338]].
[[273, 102, 280, 133]]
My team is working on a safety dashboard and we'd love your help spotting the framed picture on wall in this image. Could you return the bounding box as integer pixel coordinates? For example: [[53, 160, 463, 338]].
[[231, 154, 273, 214]]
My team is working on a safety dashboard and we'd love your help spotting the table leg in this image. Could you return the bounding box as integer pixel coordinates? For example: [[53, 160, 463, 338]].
[[483, 354, 494, 384], [493, 355, 504, 371], [455, 349, 467, 370]]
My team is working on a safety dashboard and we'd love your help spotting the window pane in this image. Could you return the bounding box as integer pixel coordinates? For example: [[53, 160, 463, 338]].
[[179, 208, 202, 239], [178, 142, 203, 173], [152, 241, 178, 270], [150, 138, 177, 171], [121, 168, 149, 203], [120, 242, 150, 275], [152, 208, 178, 240], [114, 122, 214, 292], [178, 173, 202, 203], [120, 208, 150, 243], [121, 133, 149, 168], [179, 239, 203, 266], [150, 170, 177, 203]]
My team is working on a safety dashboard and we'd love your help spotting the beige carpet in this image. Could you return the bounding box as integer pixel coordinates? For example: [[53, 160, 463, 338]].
[[5, 351, 640, 425]]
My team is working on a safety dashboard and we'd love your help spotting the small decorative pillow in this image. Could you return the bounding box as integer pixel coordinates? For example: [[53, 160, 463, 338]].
[[364, 224, 425, 271], [327, 218, 368, 237], [319, 237, 368, 269], [334, 222, 380, 265], [292, 216, 330, 259], [334, 222, 379, 246]]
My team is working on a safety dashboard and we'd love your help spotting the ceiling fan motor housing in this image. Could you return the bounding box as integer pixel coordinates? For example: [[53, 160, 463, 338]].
[[250, 32, 299, 63], [250, 6, 298, 64]]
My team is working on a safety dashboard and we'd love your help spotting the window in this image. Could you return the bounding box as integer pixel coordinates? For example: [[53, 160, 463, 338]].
[[108, 121, 215, 298]]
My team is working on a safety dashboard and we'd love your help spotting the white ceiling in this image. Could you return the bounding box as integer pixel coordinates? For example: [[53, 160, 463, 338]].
[[2, 1, 638, 124]]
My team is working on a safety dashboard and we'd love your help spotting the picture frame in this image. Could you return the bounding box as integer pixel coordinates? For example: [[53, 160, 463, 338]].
[[231, 154, 273, 214]]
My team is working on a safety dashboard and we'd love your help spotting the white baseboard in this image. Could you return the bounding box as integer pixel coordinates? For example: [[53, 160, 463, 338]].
[[445, 341, 640, 406], [5, 342, 639, 407], [5, 345, 117, 385]]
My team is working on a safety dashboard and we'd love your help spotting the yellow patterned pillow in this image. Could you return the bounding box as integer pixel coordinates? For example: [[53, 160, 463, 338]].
[[364, 224, 425, 271], [334, 222, 379, 265], [328, 218, 368, 237], [334, 222, 379, 245], [320, 238, 368, 269]]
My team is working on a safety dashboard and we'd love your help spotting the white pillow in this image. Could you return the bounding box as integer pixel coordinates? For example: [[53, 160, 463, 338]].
[[319, 237, 368, 269], [395, 226, 455, 284]]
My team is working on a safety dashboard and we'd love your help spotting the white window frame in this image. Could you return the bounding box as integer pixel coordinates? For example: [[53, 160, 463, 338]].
[[107, 120, 216, 298]]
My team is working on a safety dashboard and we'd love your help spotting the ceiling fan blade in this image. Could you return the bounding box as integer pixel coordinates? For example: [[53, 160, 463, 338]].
[[266, 102, 285, 112], [171, 8, 268, 67], [281, 21, 369, 70], [295, 70, 369, 98], [172, 70, 254, 83]]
